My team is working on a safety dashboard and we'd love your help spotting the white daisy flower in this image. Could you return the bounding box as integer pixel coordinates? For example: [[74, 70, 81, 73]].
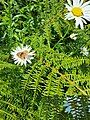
[[65, 0, 90, 29], [70, 33, 77, 40], [80, 47, 89, 56], [11, 44, 35, 66]]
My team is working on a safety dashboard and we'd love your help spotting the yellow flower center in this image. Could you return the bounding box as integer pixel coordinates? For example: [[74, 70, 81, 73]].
[[71, 7, 83, 17], [17, 50, 29, 59]]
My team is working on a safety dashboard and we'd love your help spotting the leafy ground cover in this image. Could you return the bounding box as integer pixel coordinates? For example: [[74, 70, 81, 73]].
[[0, 0, 90, 119]]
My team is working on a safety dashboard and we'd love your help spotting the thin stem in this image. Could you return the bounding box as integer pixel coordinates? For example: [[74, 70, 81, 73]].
[[57, 72, 87, 96]]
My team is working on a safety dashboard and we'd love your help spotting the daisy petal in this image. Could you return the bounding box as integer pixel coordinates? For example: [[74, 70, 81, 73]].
[[83, 6, 90, 12], [81, 1, 90, 8], [79, 18, 84, 29], [83, 15, 90, 21], [79, 0, 84, 6], [66, 4, 72, 11], [67, 0, 72, 6], [73, 0, 80, 6], [75, 18, 80, 28], [65, 12, 74, 20], [81, 18, 87, 24]]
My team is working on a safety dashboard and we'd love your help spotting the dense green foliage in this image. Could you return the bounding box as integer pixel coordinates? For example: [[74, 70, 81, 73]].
[[0, 0, 90, 119]]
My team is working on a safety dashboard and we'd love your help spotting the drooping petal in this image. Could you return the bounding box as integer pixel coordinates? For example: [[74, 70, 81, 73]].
[[21, 61, 24, 66], [27, 59, 32, 64], [81, 18, 87, 24], [24, 60, 27, 66], [29, 57, 34, 60], [14, 60, 18, 64], [79, 18, 84, 29], [75, 18, 80, 28]]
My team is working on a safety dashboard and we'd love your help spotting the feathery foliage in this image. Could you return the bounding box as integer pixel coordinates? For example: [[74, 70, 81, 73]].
[[0, 0, 90, 119]]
